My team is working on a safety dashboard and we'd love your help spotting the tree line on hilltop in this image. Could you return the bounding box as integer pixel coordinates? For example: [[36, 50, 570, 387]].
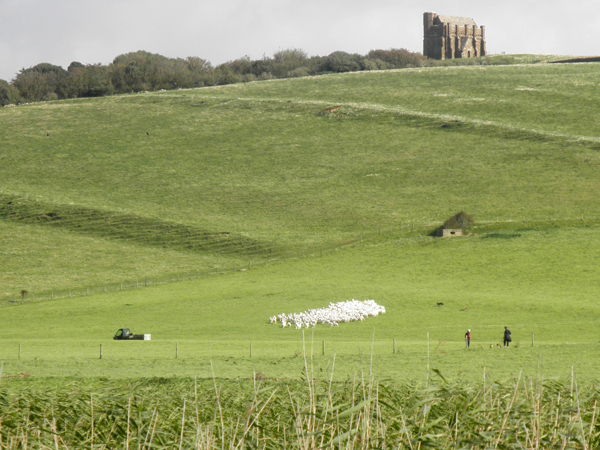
[[0, 47, 503, 106], [0, 48, 429, 106]]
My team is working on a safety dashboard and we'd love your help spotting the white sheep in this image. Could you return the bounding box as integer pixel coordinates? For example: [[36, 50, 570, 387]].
[[269, 299, 385, 329]]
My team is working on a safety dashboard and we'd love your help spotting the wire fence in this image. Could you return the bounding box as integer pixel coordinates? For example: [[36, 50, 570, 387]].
[[2, 215, 599, 307], [0, 333, 538, 362]]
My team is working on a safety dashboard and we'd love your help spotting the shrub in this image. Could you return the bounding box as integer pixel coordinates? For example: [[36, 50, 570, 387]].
[[367, 49, 427, 68], [271, 49, 309, 77], [287, 67, 309, 78], [0, 79, 20, 106], [320, 51, 366, 73], [13, 63, 68, 102], [442, 211, 475, 229]]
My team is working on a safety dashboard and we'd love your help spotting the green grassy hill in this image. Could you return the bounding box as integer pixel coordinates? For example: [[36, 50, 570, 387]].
[[1, 61, 600, 384], [2, 62, 600, 297]]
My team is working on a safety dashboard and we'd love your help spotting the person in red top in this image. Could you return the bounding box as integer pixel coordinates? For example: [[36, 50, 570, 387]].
[[465, 329, 471, 348]]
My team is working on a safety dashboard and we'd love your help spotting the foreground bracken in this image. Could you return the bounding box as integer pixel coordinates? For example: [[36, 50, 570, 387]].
[[1, 371, 598, 449]]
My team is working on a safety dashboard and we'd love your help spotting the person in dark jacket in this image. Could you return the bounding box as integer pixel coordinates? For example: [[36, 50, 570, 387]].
[[465, 329, 471, 348], [503, 326, 512, 348]]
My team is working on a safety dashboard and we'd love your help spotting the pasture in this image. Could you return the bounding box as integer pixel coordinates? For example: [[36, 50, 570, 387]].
[[1, 60, 600, 448], [2, 62, 600, 297], [1, 226, 599, 384]]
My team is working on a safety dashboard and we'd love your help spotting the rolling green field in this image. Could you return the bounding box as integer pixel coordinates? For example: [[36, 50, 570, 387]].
[[2, 62, 600, 297], [1, 59, 600, 448], [2, 61, 600, 375], [1, 225, 600, 383]]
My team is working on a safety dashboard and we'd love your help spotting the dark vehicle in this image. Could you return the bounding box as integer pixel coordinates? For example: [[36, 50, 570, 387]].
[[113, 328, 151, 340]]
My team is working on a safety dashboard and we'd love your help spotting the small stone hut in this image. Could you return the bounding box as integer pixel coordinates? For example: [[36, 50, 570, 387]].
[[436, 228, 463, 238], [434, 211, 474, 237]]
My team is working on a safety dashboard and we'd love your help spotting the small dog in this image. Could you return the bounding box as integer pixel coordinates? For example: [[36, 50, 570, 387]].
[[436, 302, 444, 306]]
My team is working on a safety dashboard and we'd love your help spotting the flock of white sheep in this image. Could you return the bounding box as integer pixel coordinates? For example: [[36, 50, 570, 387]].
[[269, 299, 385, 329]]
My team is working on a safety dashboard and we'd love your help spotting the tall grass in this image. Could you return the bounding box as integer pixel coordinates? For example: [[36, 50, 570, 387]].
[[1, 365, 599, 449]]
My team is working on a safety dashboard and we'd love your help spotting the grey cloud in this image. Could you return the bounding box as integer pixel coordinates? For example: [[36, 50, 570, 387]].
[[1, 0, 599, 81]]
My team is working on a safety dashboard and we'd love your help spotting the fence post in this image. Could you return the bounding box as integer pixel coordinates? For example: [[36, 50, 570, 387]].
[[393, 338, 396, 354], [426, 332, 430, 387], [18, 344, 21, 360], [322, 340, 325, 356], [99, 344, 103, 359]]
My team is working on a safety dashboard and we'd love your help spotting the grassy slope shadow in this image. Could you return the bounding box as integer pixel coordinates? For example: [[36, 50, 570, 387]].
[[0, 194, 280, 258]]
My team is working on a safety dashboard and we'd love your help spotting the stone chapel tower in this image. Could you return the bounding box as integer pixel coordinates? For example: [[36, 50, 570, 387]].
[[423, 12, 486, 60]]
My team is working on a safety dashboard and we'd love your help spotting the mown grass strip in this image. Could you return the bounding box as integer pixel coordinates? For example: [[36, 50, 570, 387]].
[[0, 193, 280, 258]]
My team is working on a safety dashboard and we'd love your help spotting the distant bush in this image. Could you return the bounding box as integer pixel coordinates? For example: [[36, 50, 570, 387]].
[[320, 51, 367, 73], [271, 49, 310, 78], [257, 72, 275, 81], [214, 63, 242, 85], [186, 57, 214, 86], [367, 49, 427, 68], [64, 64, 114, 98], [442, 211, 475, 229], [0, 79, 20, 106], [13, 63, 68, 102], [287, 67, 310, 78], [4, 47, 529, 105]]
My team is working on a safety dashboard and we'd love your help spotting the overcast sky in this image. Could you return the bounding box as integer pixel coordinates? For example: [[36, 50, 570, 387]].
[[1, 0, 599, 81]]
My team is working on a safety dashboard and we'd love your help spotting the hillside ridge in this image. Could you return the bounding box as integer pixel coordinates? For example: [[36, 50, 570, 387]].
[[219, 95, 600, 149]]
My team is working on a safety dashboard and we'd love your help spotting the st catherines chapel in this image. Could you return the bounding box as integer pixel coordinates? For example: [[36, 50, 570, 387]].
[[423, 12, 486, 60]]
